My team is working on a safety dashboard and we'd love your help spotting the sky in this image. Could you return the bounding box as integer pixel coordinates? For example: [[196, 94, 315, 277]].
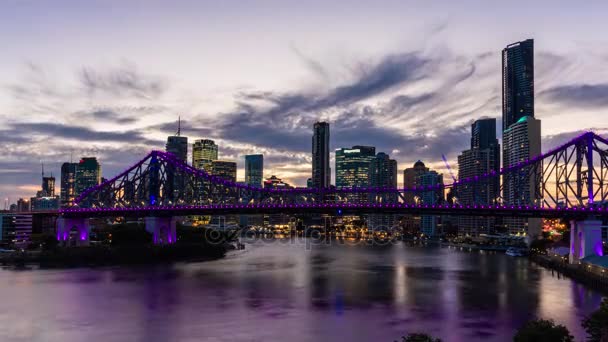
[[2, 0, 608, 205]]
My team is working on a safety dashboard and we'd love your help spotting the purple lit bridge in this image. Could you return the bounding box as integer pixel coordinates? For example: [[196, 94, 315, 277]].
[[56, 132, 608, 261]]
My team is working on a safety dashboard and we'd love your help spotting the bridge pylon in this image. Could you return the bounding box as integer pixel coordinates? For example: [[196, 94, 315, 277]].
[[56, 217, 91, 246], [569, 219, 604, 263], [145, 216, 178, 245]]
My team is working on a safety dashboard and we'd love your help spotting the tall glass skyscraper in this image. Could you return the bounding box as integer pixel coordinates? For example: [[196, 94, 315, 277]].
[[368, 152, 397, 229], [502, 39, 541, 238], [193, 139, 218, 172], [312, 122, 330, 188], [335, 146, 376, 188], [502, 39, 534, 132], [245, 154, 264, 188]]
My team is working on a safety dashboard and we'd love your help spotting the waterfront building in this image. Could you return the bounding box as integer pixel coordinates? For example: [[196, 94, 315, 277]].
[[312, 122, 330, 188], [245, 154, 264, 188], [0, 213, 32, 248], [503, 116, 542, 236], [402, 161, 430, 233]]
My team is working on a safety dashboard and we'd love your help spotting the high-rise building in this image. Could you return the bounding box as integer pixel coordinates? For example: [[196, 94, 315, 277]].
[[245, 154, 264, 188], [368, 152, 398, 229], [165, 118, 188, 162], [502, 39, 534, 132], [60, 162, 77, 207], [457, 118, 500, 236], [502, 39, 541, 239], [312, 122, 330, 188], [419, 171, 444, 237], [193, 139, 218, 171], [335, 146, 376, 188], [75, 157, 101, 201], [503, 116, 541, 205], [211, 160, 237, 182]]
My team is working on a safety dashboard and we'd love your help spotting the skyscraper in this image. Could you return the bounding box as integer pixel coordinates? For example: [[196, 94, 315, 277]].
[[312, 122, 330, 188], [245, 154, 264, 188], [75, 157, 101, 201], [193, 139, 218, 171], [41, 176, 55, 197], [502, 39, 541, 238], [502, 39, 534, 132], [165, 118, 188, 162], [335, 146, 376, 188], [457, 118, 500, 236], [368, 152, 397, 229], [60, 162, 77, 207]]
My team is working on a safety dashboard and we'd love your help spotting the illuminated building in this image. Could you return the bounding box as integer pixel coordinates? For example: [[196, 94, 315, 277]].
[[193, 139, 218, 171], [335, 146, 376, 188], [60, 162, 77, 207]]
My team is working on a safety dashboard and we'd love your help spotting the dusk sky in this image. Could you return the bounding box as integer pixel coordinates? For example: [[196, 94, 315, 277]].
[[2, 0, 608, 203]]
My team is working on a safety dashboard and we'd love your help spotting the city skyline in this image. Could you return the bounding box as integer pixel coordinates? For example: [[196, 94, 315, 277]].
[[3, 0, 608, 202]]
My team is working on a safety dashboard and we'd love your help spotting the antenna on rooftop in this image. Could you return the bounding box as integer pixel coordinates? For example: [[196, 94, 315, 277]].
[[176, 116, 181, 136]]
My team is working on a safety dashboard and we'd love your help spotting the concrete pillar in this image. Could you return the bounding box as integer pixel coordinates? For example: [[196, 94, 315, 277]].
[[145, 217, 178, 245], [569, 219, 603, 263], [56, 217, 91, 246]]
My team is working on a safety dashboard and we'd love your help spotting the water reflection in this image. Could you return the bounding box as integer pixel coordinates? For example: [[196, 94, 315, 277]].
[[0, 239, 604, 342]]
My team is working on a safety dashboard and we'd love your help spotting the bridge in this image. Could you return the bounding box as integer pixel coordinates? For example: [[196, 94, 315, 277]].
[[52, 131, 608, 262]]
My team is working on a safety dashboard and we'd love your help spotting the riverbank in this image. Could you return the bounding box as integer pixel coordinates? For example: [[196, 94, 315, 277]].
[[0, 243, 226, 268], [530, 254, 608, 293]]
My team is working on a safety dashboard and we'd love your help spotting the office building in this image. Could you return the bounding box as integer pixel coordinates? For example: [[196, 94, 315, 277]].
[[60, 162, 77, 207], [335, 146, 376, 188], [245, 154, 264, 188], [193, 139, 218, 171], [312, 122, 330, 188], [403, 161, 430, 204], [211, 160, 237, 182], [75, 158, 101, 206]]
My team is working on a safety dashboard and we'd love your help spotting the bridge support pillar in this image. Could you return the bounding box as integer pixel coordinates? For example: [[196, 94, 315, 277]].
[[56, 217, 91, 246], [569, 219, 603, 264], [145, 217, 178, 245]]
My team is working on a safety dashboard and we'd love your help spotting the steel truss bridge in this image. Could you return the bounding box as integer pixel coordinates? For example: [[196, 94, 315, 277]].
[[53, 131, 608, 259]]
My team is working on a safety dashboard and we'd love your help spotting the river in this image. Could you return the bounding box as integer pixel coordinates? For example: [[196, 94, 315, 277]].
[[0, 238, 604, 341]]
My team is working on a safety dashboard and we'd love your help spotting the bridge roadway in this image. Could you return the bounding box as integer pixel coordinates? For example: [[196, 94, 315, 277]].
[[56, 203, 608, 219]]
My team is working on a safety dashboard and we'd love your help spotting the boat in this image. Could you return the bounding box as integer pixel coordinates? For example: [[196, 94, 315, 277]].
[[506, 247, 526, 257]]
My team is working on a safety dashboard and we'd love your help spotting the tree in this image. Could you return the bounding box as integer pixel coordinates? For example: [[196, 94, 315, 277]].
[[582, 298, 608, 342], [514, 319, 574, 342], [399, 333, 442, 342]]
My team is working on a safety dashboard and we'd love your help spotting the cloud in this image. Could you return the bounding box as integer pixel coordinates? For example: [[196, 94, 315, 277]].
[[539, 83, 608, 108], [79, 62, 168, 99], [7, 122, 162, 145]]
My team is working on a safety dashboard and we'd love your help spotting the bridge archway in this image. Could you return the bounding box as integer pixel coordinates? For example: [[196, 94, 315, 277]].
[[56, 217, 90, 246]]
